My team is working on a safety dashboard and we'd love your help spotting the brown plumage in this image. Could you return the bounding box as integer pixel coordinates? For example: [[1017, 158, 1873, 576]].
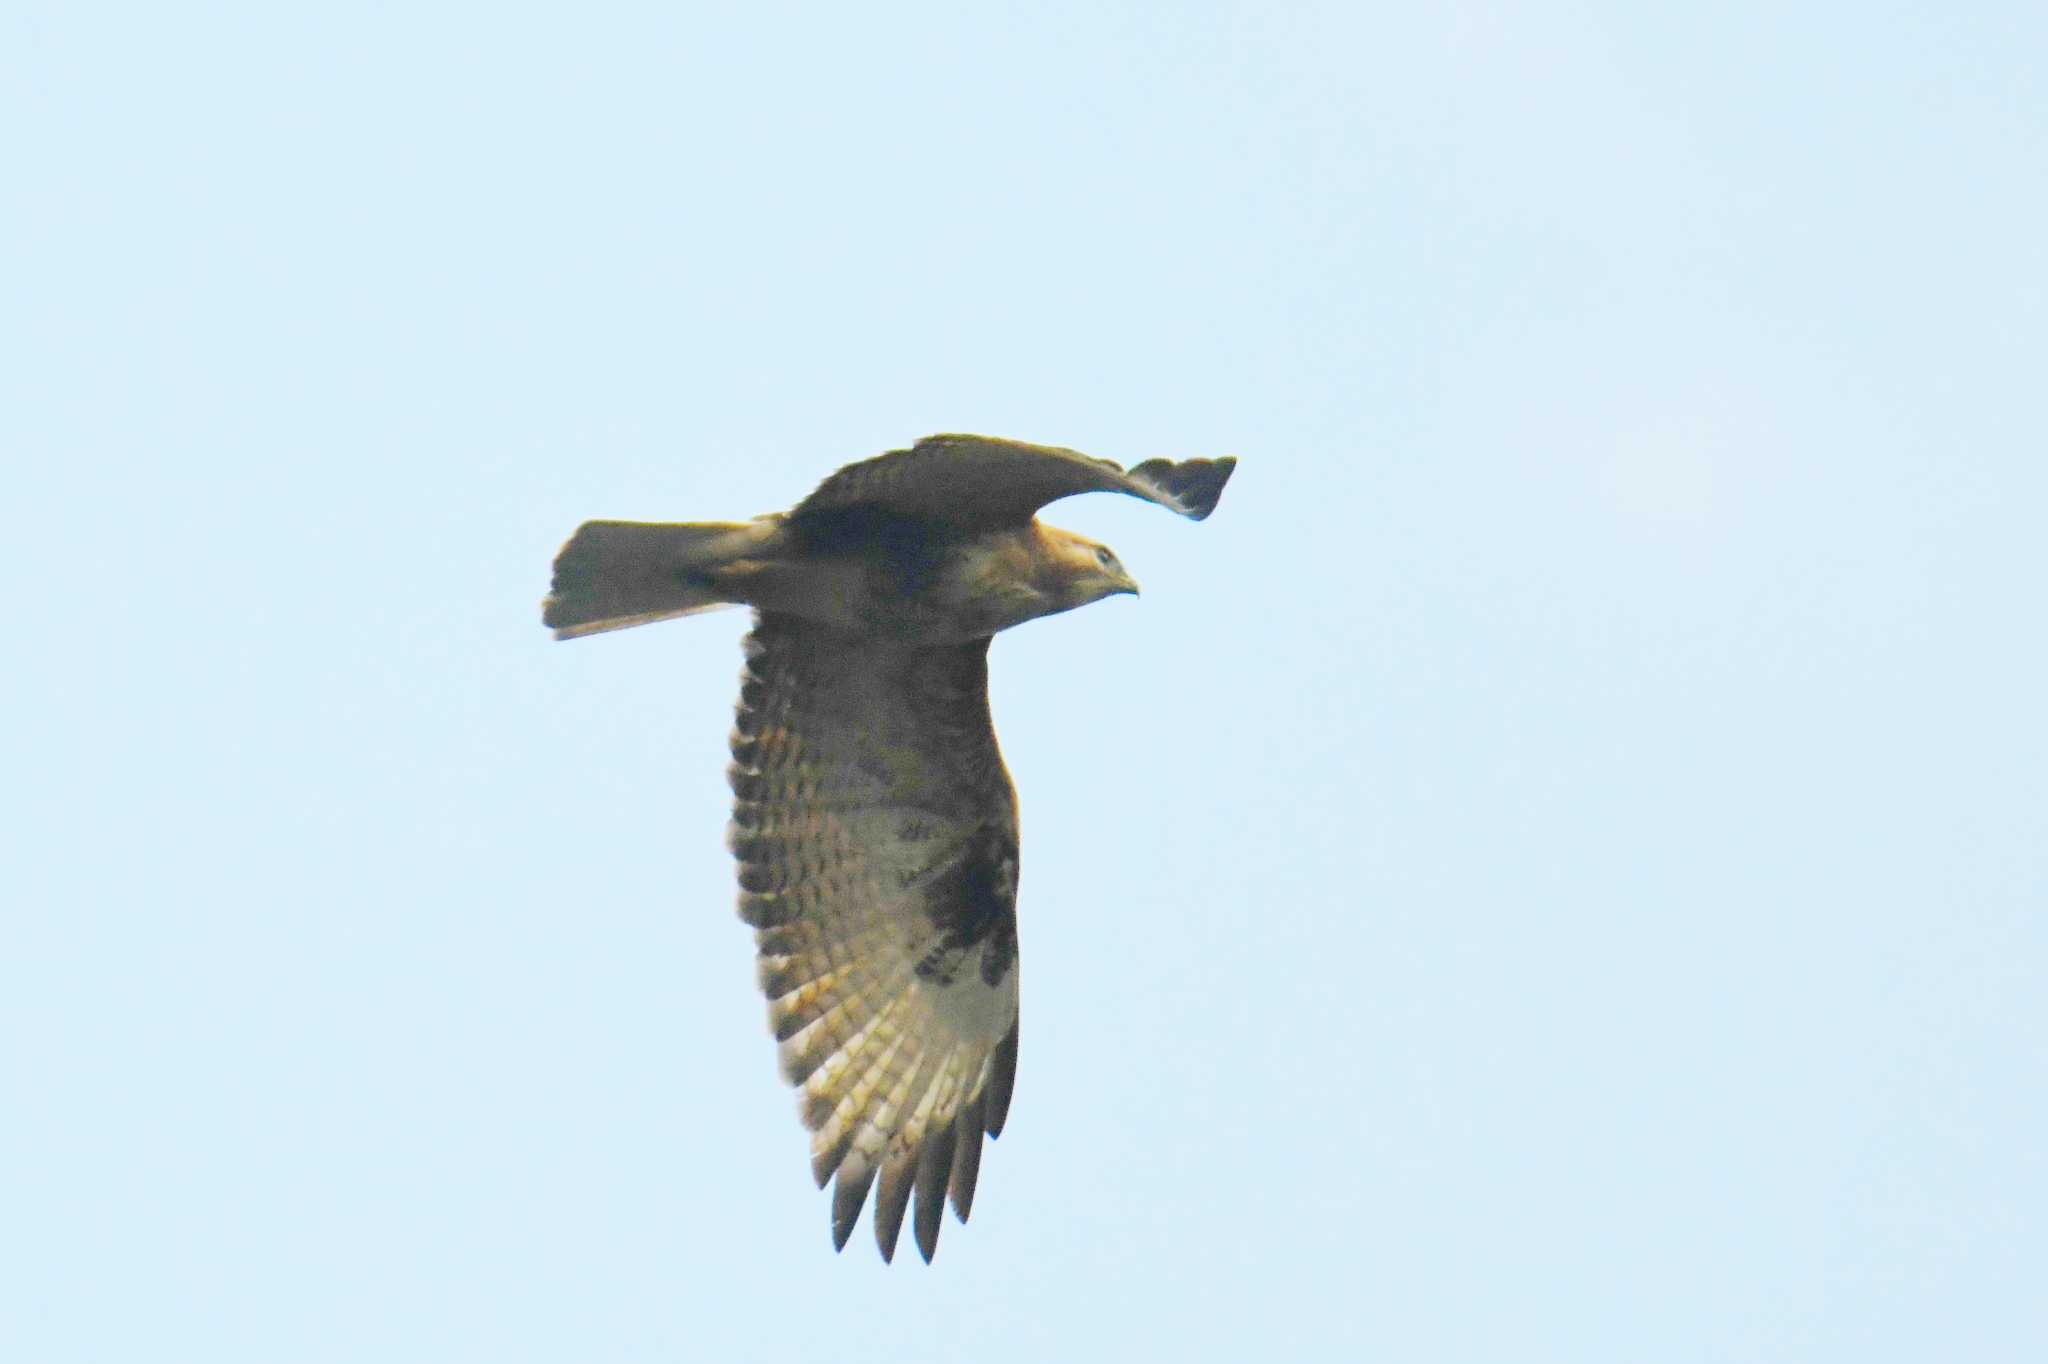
[[544, 433, 1235, 1261]]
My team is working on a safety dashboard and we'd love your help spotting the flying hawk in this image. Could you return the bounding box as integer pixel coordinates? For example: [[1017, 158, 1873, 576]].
[[543, 434, 1235, 1261]]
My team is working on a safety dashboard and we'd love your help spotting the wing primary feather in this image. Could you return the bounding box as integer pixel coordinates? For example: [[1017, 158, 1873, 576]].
[[831, 1161, 877, 1253], [948, 1090, 987, 1221], [805, 1004, 919, 1188], [912, 1116, 958, 1262], [872, 1157, 916, 1263], [857, 1030, 954, 1260], [811, 1122, 855, 1188], [983, 1024, 1020, 1138], [1126, 454, 1237, 520]]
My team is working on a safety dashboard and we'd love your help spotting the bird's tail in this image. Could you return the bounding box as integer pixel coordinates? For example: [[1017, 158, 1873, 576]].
[[542, 518, 780, 640]]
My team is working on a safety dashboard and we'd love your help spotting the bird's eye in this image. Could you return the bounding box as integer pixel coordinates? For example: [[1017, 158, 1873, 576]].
[[1095, 546, 1115, 569]]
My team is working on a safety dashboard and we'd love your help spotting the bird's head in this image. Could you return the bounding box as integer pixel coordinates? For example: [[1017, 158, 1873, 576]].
[[957, 522, 1140, 635], [1034, 523, 1140, 611]]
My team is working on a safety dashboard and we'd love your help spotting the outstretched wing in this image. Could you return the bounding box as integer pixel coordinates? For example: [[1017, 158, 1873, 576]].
[[794, 433, 1236, 530], [727, 612, 1022, 1262]]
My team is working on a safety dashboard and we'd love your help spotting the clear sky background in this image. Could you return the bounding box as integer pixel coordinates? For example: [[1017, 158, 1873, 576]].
[[7, 2, 2045, 1359]]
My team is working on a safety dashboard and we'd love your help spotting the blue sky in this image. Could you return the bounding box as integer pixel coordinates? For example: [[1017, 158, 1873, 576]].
[[7, 2, 2045, 1359]]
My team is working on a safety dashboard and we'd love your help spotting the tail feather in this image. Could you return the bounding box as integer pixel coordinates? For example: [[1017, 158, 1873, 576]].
[[543, 519, 772, 640]]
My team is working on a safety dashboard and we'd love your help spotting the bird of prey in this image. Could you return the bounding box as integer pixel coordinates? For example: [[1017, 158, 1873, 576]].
[[543, 433, 1235, 1261]]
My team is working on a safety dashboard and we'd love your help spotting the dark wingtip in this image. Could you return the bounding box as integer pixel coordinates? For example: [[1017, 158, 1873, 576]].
[[872, 1162, 914, 1264], [1130, 455, 1237, 520], [830, 1164, 875, 1252]]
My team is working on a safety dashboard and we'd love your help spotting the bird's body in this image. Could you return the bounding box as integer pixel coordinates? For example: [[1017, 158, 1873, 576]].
[[544, 434, 1234, 1261]]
